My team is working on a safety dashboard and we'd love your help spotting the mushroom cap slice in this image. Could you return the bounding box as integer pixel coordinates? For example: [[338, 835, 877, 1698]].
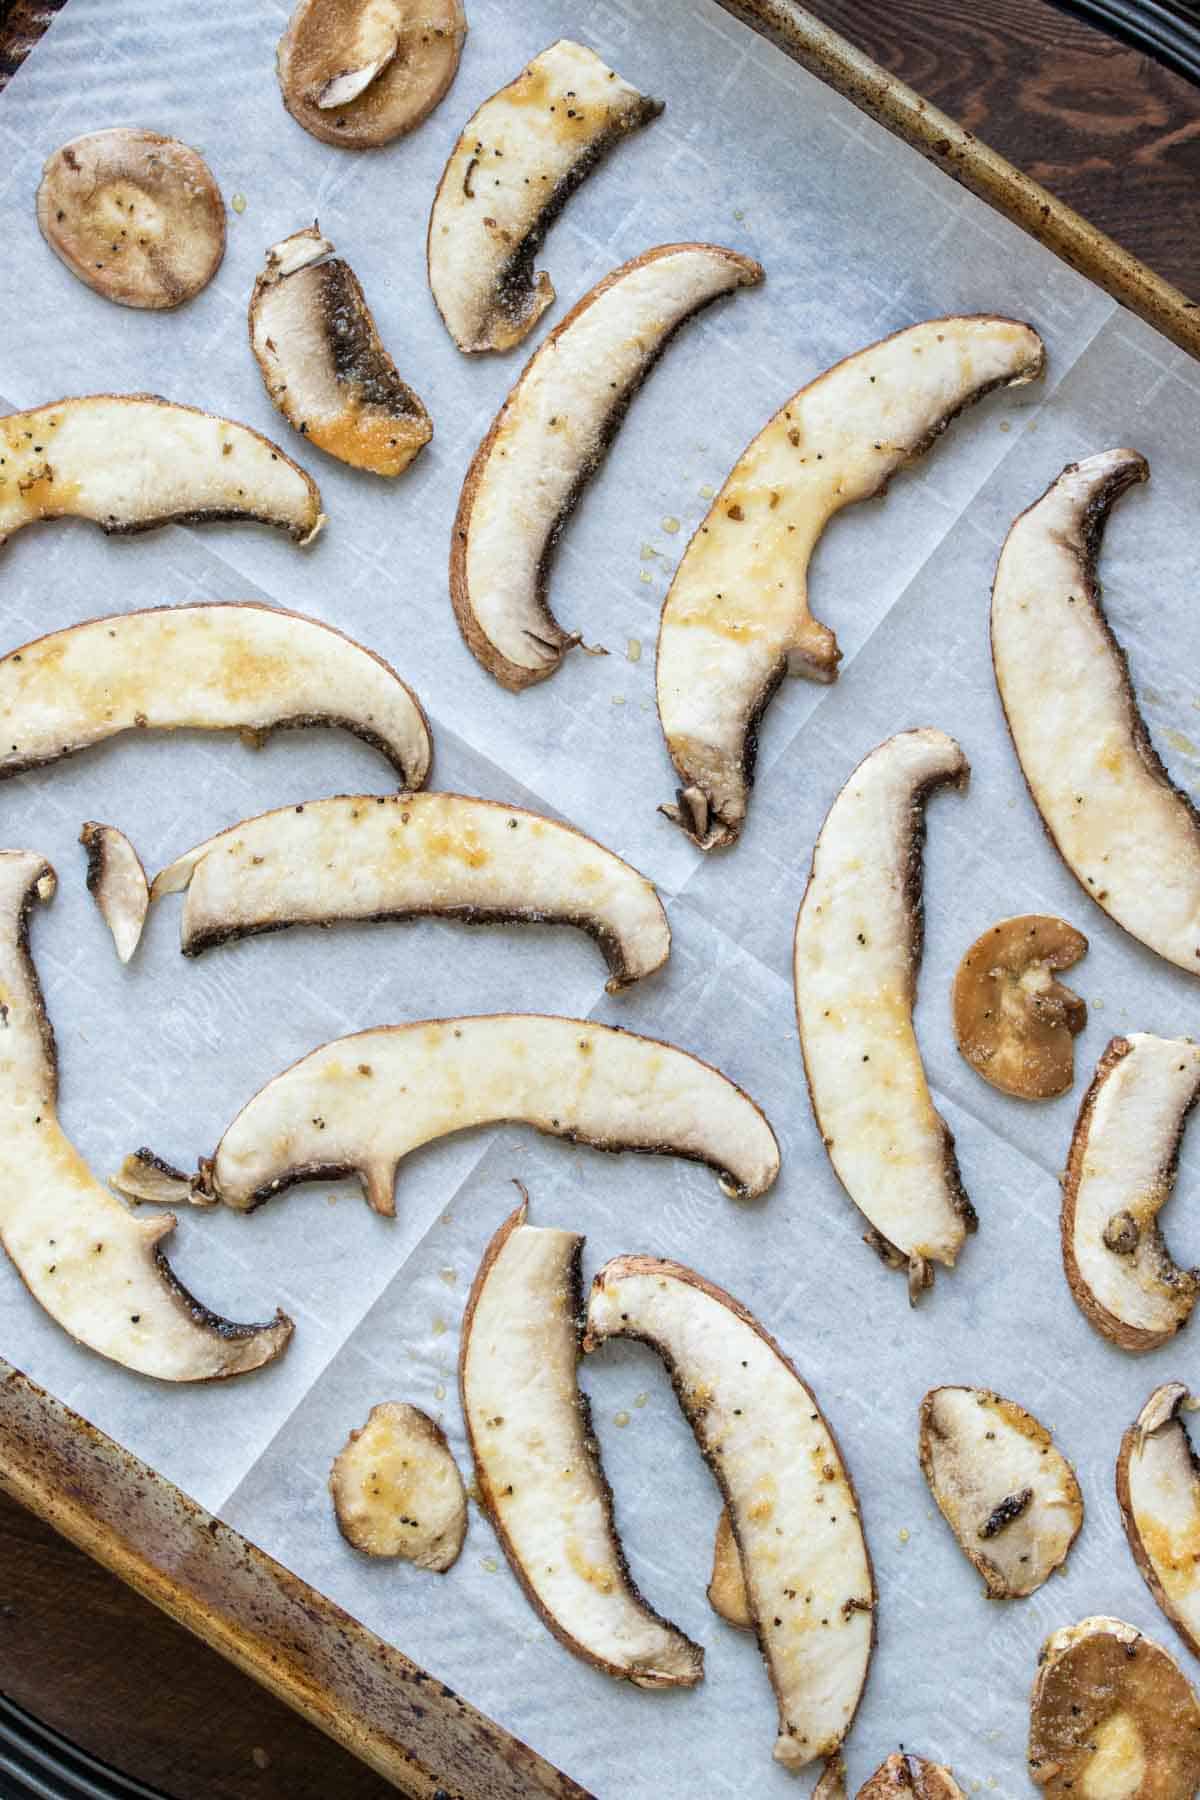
[[918, 1386, 1083, 1598], [0, 602, 431, 789], [36, 128, 225, 309], [0, 396, 323, 551], [1117, 1382, 1200, 1659], [80, 822, 149, 963], [150, 791, 669, 992], [250, 225, 432, 477], [584, 1256, 875, 1770], [0, 851, 291, 1380], [657, 316, 1044, 849], [857, 1754, 964, 1798], [952, 914, 1087, 1099], [1028, 1616, 1200, 1797], [278, 0, 466, 149], [1062, 1034, 1200, 1352], [427, 40, 663, 354], [329, 1400, 466, 1569], [460, 1199, 702, 1687], [793, 729, 975, 1295], [450, 242, 762, 689], [708, 1504, 753, 1630]]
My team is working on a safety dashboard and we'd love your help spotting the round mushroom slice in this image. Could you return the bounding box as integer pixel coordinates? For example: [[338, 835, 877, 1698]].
[[858, 1754, 964, 1799], [1062, 1034, 1200, 1352], [919, 1387, 1083, 1599], [0, 851, 291, 1380], [952, 915, 1087, 1099], [1117, 1383, 1200, 1660], [278, 0, 466, 150], [37, 128, 225, 309], [330, 1401, 466, 1570], [80, 822, 149, 964]]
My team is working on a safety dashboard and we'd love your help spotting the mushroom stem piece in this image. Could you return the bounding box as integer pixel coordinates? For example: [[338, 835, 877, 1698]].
[[277, 0, 466, 149], [952, 915, 1087, 1099], [857, 1753, 965, 1798], [1117, 1382, 1200, 1659], [330, 1401, 467, 1569], [80, 823, 149, 963]]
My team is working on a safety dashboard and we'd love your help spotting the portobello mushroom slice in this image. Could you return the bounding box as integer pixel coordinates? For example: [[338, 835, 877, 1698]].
[[330, 1400, 466, 1570], [0, 851, 291, 1380], [428, 40, 663, 354], [657, 316, 1044, 849], [150, 791, 669, 991], [250, 225, 431, 477], [1062, 1034, 1200, 1352], [460, 1199, 702, 1686], [708, 1504, 752, 1630], [919, 1386, 1083, 1598], [36, 128, 225, 309], [1118, 1383, 1200, 1659], [0, 396, 323, 551], [1028, 1616, 1200, 1797], [278, 0, 466, 149], [793, 729, 975, 1298], [80, 822, 149, 963], [585, 1257, 875, 1770], [858, 1754, 964, 1799], [450, 243, 762, 688], [0, 602, 431, 789], [952, 915, 1087, 1099]]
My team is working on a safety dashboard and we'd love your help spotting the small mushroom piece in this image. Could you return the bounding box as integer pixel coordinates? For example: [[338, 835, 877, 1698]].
[[814, 1756, 847, 1800], [919, 1387, 1083, 1598], [278, 0, 466, 149], [428, 40, 663, 354], [1117, 1382, 1200, 1659], [37, 128, 225, 309], [857, 1753, 964, 1798], [1028, 1616, 1200, 1797], [250, 225, 431, 477], [708, 1505, 752, 1630], [80, 823, 149, 963], [330, 1401, 466, 1570], [952, 915, 1087, 1099], [1062, 1034, 1200, 1351]]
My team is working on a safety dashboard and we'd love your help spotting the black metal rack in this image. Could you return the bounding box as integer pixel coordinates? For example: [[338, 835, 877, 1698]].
[[0, 1696, 167, 1800], [1058, 0, 1200, 83]]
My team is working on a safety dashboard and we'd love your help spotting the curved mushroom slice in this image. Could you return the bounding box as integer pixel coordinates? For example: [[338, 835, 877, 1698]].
[[952, 915, 1087, 1099], [657, 316, 1044, 849], [80, 822, 149, 963], [708, 1504, 752, 1630], [250, 226, 432, 477], [918, 1386, 1083, 1598], [461, 1199, 702, 1686], [450, 243, 762, 688], [1062, 1034, 1200, 1352], [1117, 1383, 1200, 1658], [36, 128, 225, 309], [278, 0, 466, 149], [858, 1754, 964, 1799], [0, 851, 290, 1380], [0, 396, 323, 552], [428, 40, 663, 354], [793, 729, 975, 1298], [151, 791, 669, 992], [0, 602, 431, 788], [330, 1400, 467, 1569]]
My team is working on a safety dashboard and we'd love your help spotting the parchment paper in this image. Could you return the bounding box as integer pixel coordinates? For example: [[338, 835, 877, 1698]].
[[2, 0, 1199, 1792]]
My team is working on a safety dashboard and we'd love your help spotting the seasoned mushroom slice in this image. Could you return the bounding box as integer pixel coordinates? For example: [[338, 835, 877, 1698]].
[[1028, 1617, 1200, 1797], [80, 822, 149, 963], [0, 396, 323, 551], [0, 851, 291, 1380], [278, 0, 466, 149], [461, 1199, 702, 1686], [794, 730, 975, 1298], [1062, 1034, 1200, 1351], [0, 603, 431, 789], [151, 792, 669, 991], [919, 1386, 1083, 1598], [1118, 1383, 1200, 1658], [708, 1505, 752, 1630], [330, 1401, 466, 1570], [952, 915, 1087, 1099], [428, 40, 663, 354], [658, 316, 1044, 849], [37, 128, 225, 309], [858, 1754, 964, 1799], [450, 243, 762, 689], [250, 226, 431, 477], [585, 1257, 875, 1770]]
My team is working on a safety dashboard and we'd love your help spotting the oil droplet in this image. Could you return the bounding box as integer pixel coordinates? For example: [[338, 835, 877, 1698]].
[[482, 1555, 499, 1573], [898, 1526, 910, 1544], [231, 192, 247, 215], [611, 694, 626, 706], [633, 1392, 648, 1409], [700, 483, 714, 498], [638, 570, 652, 584], [326, 1193, 338, 1206], [1166, 728, 1198, 757], [467, 1478, 484, 1504], [999, 419, 1011, 433], [432, 1316, 447, 1337], [438, 1267, 457, 1286], [626, 637, 642, 663], [640, 542, 658, 560], [662, 516, 680, 534], [614, 1410, 631, 1427], [434, 1382, 447, 1402], [733, 208, 745, 221]]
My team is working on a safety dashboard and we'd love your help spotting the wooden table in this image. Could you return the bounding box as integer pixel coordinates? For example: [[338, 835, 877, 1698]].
[[0, 2, 1197, 1795]]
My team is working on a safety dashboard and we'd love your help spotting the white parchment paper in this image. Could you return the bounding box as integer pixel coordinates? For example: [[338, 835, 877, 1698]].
[[2, 1, 1200, 1792]]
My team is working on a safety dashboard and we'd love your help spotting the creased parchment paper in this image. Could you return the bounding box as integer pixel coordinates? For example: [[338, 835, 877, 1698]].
[[2, 0, 1199, 1792]]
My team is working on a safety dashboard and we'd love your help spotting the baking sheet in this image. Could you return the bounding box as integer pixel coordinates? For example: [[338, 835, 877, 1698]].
[[1, 0, 1199, 1792]]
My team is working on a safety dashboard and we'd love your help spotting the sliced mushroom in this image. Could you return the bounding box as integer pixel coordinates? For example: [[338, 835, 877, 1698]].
[[793, 729, 975, 1298], [1062, 1034, 1200, 1352], [150, 791, 668, 992], [952, 915, 1087, 1099], [1028, 1616, 1200, 1797], [0, 396, 323, 552], [657, 316, 1044, 849], [708, 1505, 752, 1630], [857, 1754, 964, 1799], [250, 225, 431, 477], [450, 243, 762, 688], [330, 1400, 466, 1570], [0, 602, 431, 788], [919, 1386, 1083, 1598], [460, 1198, 702, 1685], [1118, 1383, 1200, 1659], [0, 851, 291, 1380], [36, 128, 225, 309], [278, 0, 466, 149], [428, 40, 663, 354], [585, 1257, 875, 1770], [80, 822, 149, 963], [814, 1758, 848, 1800]]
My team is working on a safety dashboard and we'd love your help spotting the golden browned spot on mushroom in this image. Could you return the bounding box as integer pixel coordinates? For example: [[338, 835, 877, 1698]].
[[277, 0, 466, 149], [952, 914, 1087, 1099]]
